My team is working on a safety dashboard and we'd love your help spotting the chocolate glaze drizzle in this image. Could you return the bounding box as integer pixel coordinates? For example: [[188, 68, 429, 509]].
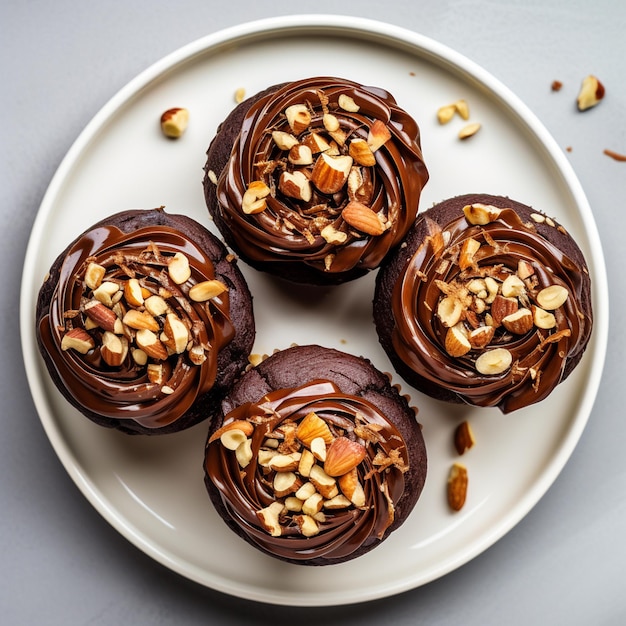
[[205, 380, 409, 562], [216, 77, 429, 277], [391, 209, 593, 413], [38, 224, 234, 429]]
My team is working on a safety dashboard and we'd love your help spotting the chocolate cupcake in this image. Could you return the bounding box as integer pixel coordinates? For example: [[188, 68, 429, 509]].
[[374, 194, 593, 413], [203, 77, 429, 285], [36, 207, 255, 435], [204, 345, 427, 566]]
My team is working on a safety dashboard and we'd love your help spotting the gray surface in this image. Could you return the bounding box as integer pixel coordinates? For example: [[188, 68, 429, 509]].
[[2, 0, 624, 623]]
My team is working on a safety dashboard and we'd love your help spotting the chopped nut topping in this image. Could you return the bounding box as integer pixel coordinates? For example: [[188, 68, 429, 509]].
[[59, 244, 219, 394], [210, 387, 410, 540]]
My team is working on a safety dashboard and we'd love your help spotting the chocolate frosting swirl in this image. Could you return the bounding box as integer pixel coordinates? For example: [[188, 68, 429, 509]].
[[205, 380, 409, 562], [390, 206, 593, 413], [38, 222, 234, 429], [215, 77, 429, 279]]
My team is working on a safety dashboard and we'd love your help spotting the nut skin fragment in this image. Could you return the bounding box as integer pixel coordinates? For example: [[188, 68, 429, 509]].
[[603, 148, 626, 162]]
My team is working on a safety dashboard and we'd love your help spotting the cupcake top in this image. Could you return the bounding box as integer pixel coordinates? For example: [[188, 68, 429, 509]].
[[206, 380, 411, 563], [376, 194, 593, 413], [36, 208, 252, 433], [206, 76, 429, 284], [203, 344, 426, 565]]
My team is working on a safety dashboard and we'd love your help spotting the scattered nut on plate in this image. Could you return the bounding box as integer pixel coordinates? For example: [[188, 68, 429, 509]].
[[447, 463, 468, 512], [454, 421, 475, 455], [160, 107, 189, 138]]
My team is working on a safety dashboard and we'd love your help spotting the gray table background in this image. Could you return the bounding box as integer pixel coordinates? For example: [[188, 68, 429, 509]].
[[2, 1, 624, 623]]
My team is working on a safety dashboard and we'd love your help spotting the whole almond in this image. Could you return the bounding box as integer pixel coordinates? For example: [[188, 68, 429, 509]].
[[341, 201, 384, 236], [324, 437, 367, 477]]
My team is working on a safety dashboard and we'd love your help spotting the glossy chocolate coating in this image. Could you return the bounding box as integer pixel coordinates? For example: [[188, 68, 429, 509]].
[[375, 194, 593, 413], [36, 208, 255, 434], [204, 345, 427, 565], [204, 77, 429, 285]]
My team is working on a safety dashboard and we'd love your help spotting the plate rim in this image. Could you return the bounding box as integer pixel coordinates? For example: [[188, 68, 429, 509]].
[[20, 14, 609, 606]]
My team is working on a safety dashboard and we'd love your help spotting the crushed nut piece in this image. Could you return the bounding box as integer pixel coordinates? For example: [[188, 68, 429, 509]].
[[160, 107, 189, 139], [447, 463, 468, 511], [577, 75, 605, 111]]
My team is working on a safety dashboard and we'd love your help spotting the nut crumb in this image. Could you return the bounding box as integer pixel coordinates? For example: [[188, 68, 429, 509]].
[[551, 80, 563, 92], [234, 87, 246, 103]]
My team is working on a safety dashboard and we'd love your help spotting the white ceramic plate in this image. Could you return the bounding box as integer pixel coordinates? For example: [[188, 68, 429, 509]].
[[20, 15, 608, 606]]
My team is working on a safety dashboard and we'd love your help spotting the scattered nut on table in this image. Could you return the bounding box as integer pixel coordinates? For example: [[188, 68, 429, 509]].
[[576, 75, 605, 111]]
